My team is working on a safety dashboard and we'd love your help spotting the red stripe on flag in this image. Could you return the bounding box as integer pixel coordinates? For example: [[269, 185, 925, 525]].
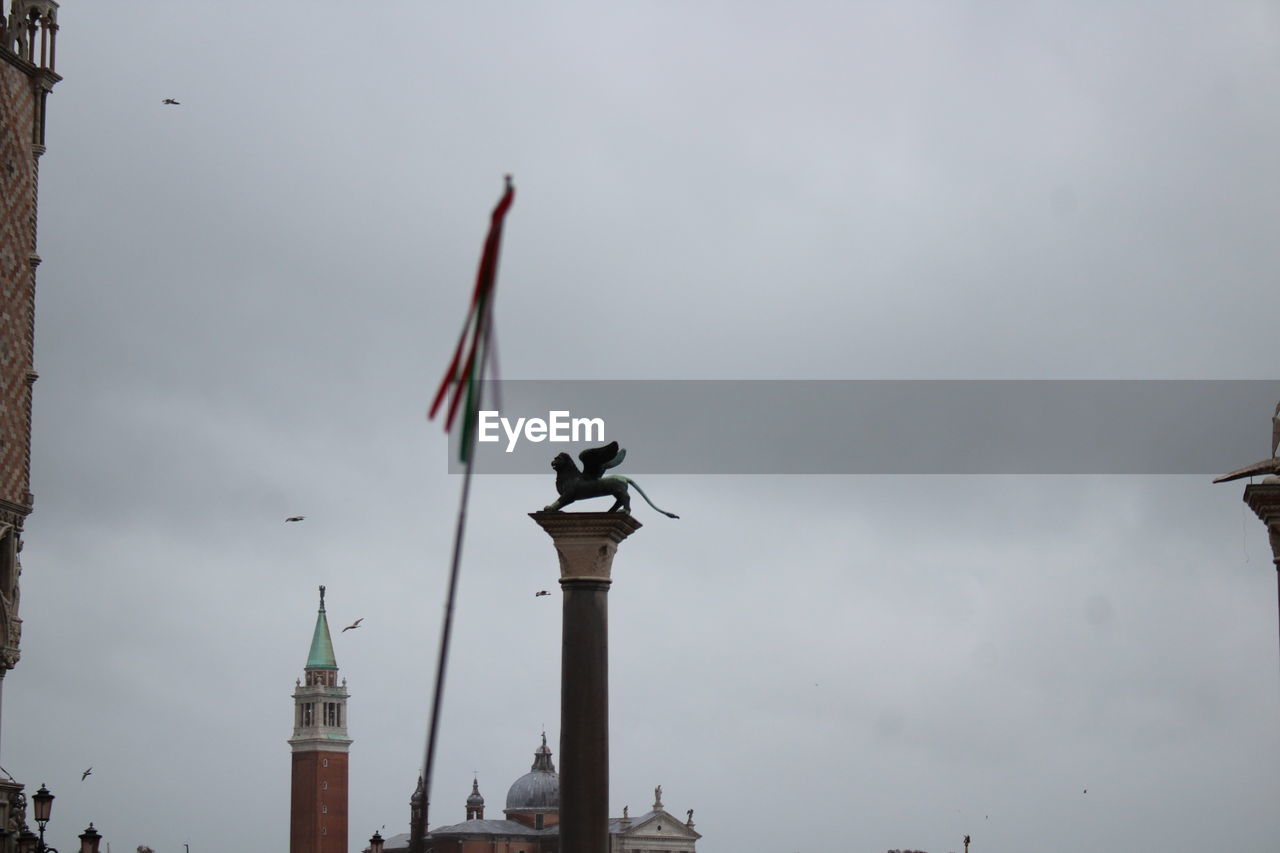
[[429, 179, 515, 431]]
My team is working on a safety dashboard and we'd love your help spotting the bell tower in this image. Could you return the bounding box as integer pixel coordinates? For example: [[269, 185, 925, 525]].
[[289, 586, 351, 853]]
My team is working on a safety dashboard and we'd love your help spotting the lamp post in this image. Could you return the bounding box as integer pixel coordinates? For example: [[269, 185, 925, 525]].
[[76, 826, 100, 853], [12, 786, 101, 853], [31, 785, 52, 845]]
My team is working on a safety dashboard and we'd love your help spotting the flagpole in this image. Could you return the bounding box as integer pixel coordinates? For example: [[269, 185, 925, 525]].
[[413, 389, 481, 853], [414, 177, 513, 853]]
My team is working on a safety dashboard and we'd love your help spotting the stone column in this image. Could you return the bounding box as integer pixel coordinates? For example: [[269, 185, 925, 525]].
[[529, 512, 642, 853], [1244, 480, 1280, 672]]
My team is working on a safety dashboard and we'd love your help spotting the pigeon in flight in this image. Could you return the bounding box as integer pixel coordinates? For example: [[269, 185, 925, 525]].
[[81, 767, 92, 781], [534, 590, 550, 597], [342, 618, 363, 632], [285, 516, 305, 523], [161, 98, 180, 105]]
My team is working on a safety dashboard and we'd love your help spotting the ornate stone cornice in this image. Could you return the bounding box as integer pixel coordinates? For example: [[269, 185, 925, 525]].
[[529, 512, 642, 581], [0, 498, 32, 523], [0, 46, 58, 84], [287, 736, 352, 753], [529, 511, 642, 543], [1243, 482, 1280, 565]]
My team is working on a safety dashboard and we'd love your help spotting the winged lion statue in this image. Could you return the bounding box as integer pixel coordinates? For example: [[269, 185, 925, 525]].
[[542, 441, 679, 518]]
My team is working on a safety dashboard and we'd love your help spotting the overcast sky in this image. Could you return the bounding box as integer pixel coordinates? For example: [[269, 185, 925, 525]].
[[4, 2, 1280, 852]]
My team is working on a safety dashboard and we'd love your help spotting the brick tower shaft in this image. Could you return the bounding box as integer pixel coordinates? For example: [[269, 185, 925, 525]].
[[289, 586, 351, 853]]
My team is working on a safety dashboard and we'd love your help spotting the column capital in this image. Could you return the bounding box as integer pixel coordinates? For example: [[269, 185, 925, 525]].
[[529, 512, 642, 581], [1244, 482, 1280, 565]]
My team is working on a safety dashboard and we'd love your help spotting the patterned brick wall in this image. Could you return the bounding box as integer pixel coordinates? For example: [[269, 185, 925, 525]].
[[0, 57, 36, 516]]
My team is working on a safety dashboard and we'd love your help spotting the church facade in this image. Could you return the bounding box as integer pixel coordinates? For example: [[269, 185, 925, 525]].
[[378, 737, 700, 853]]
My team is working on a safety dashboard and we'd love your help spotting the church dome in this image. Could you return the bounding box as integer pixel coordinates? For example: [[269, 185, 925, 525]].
[[505, 734, 559, 813], [467, 778, 485, 807]]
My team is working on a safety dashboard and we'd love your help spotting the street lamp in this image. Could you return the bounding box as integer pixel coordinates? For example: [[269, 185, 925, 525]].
[[369, 830, 385, 853], [14, 785, 101, 853], [30, 786, 52, 834], [77, 824, 101, 853]]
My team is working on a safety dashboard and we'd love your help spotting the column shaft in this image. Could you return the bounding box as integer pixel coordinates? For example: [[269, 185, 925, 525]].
[[530, 511, 642, 853], [560, 579, 610, 853]]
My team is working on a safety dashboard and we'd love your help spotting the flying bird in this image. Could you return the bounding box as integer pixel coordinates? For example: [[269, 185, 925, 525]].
[[534, 590, 550, 597], [81, 767, 92, 781], [161, 98, 180, 105], [342, 618, 363, 632], [285, 516, 305, 523]]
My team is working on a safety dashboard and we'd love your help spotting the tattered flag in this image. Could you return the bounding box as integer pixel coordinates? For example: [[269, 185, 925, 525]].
[[428, 176, 516, 461]]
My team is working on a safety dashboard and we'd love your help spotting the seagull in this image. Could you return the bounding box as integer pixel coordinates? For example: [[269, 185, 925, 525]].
[[161, 98, 180, 105], [81, 767, 92, 781], [285, 516, 305, 523], [534, 590, 550, 597], [342, 618, 363, 632]]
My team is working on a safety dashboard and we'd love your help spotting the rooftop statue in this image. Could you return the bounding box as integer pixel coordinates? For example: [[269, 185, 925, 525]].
[[1214, 402, 1280, 483], [543, 441, 679, 518]]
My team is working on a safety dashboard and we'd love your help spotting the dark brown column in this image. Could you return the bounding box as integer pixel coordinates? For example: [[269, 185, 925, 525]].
[[530, 512, 642, 853]]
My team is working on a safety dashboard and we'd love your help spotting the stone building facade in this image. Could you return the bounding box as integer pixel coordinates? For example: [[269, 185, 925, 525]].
[[378, 738, 700, 853], [0, 1, 59, 848], [0, 0, 56, 698]]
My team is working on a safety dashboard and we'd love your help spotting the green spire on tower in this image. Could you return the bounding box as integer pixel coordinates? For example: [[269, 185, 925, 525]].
[[306, 584, 338, 670]]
